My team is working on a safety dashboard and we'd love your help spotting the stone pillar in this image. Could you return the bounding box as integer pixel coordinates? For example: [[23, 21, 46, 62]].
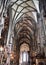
[[37, 11, 45, 53], [6, 7, 12, 65]]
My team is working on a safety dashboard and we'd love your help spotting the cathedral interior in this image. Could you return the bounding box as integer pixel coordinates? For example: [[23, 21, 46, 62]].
[[0, 0, 46, 65]]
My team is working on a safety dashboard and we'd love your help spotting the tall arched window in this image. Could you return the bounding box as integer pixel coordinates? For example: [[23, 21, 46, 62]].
[[22, 51, 28, 62], [19, 43, 30, 65]]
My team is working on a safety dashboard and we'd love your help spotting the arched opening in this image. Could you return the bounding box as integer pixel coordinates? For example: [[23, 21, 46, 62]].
[[19, 43, 30, 65]]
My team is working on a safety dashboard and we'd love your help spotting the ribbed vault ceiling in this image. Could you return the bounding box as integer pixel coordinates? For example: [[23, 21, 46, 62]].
[[0, 0, 38, 46], [11, 0, 38, 24], [15, 15, 36, 46], [10, 0, 37, 46], [11, 0, 37, 46]]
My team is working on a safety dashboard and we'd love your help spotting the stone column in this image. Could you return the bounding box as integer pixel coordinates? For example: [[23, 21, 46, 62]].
[[37, 11, 45, 52]]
